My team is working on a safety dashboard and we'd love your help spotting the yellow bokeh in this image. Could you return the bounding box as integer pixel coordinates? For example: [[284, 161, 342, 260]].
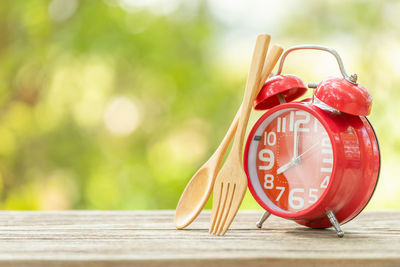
[[0, 0, 397, 211]]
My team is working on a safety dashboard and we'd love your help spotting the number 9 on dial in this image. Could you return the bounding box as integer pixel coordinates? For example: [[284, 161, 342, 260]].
[[244, 100, 380, 236]]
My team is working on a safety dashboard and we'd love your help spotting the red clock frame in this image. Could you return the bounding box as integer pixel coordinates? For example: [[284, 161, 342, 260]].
[[244, 100, 380, 228]]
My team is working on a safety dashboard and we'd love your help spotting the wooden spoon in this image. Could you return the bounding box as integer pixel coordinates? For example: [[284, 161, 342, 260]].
[[174, 35, 271, 230], [174, 106, 241, 229]]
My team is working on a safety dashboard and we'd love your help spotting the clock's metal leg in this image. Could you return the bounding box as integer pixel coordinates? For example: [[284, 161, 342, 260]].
[[256, 211, 271, 229], [326, 210, 344, 238]]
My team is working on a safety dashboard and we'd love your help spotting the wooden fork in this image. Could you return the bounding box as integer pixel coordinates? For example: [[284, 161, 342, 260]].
[[209, 38, 284, 236]]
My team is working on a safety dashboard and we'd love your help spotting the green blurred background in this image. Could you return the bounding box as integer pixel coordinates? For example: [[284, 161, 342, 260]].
[[0, 0, 397, 210]]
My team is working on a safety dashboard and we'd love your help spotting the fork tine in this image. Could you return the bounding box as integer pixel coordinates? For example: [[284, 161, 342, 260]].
[[209, 182, 223, 233], [208, 35, 274, 236], [216, 183, 236, 235], [219, 188, 246, 235], [212, 183, 230, 234]]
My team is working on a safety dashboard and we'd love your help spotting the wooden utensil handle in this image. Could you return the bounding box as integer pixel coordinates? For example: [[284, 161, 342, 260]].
[[233, 43, 284, 157], [231, 34, 269, 155], [258, 45, 285, 90], [210, 105, 241, 169], [212, 44, 283, 164]]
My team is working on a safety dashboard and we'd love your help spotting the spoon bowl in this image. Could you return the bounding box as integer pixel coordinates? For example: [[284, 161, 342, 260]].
[[174, 109, 240, 229], [174, 33, 273, 230], [174, 165, 213, 229]]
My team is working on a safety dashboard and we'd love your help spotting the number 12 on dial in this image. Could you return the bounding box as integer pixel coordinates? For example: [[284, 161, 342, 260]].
[[244, 101, 379, 233], [254, 108, 332, 212]]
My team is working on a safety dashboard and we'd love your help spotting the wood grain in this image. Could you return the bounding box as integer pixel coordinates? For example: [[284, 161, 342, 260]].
[[0, 210, 398, 266], [210, 38, 280, 236]]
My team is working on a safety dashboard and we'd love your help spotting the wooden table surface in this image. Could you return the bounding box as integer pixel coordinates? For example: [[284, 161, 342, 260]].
[[0, 210, 398, 267]]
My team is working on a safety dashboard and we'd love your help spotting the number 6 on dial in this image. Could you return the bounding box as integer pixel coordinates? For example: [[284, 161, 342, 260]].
[[244, 100, 379, 235], [245, 45, 380, 238]]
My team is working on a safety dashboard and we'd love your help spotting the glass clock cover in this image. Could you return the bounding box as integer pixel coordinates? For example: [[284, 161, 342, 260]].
[[247, 108, 334, 213]]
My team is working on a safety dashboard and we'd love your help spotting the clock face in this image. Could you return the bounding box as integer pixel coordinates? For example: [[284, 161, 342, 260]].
[[247, 107, 334, 214]]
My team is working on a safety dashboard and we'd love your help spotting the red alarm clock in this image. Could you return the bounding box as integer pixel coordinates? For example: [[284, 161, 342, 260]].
[[244, 45, 380, 237]]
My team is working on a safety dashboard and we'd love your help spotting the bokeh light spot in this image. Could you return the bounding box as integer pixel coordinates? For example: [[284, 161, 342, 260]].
[[48, 0, 78, 22], [104, 96, 140, 136]]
